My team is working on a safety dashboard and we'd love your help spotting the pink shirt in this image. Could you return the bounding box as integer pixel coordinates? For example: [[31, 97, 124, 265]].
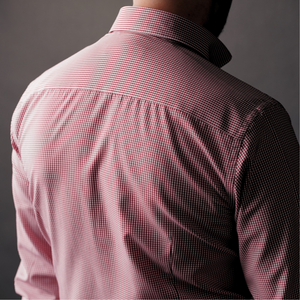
[[11, 6, 299, 299]]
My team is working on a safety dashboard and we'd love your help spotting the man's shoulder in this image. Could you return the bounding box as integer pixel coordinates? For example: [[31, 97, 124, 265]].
[[175, 57, 278, 139], [24, 41, 99, 96], [20, 36, 280, 141]]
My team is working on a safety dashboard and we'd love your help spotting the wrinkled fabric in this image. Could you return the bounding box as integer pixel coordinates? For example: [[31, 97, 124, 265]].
[[11, 6, 299, 300]]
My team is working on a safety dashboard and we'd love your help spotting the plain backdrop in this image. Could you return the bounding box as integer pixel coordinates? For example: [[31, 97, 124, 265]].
[[0, 0, 298, 298]]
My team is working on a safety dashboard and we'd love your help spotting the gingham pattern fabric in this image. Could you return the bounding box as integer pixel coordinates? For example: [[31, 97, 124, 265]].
[[11, 5, 299, 300]]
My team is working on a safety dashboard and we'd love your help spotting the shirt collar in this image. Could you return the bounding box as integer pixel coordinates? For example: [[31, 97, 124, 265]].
[[109, 6, 232, 68]]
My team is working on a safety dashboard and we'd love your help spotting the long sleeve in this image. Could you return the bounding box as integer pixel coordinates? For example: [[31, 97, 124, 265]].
[[11, 137, 59, 300], [9, 6, 299, 298], [234, 102, 299, 299]]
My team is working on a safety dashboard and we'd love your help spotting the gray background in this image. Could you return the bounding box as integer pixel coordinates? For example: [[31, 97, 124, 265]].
[[0, 0, 298, 298]]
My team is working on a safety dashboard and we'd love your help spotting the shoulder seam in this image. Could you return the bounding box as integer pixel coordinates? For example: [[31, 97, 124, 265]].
[[232, 99, 291, 219]]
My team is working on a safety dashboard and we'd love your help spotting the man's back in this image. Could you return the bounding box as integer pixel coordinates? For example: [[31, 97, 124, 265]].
[[11, 6, 299, 299]]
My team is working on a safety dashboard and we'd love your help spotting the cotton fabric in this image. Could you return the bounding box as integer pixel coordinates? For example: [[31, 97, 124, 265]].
[[11, 6, 299, 299]]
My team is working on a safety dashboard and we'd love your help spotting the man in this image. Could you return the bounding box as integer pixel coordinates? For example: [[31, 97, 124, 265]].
[[11, 0, 299, 299]]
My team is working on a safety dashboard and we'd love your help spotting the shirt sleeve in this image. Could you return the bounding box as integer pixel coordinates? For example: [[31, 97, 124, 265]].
[[234, 102, 299, 299], [11, 138, 59, 299]]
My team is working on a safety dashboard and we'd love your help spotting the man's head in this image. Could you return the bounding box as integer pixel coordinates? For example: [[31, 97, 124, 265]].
[[133, 0, 232, 37]]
